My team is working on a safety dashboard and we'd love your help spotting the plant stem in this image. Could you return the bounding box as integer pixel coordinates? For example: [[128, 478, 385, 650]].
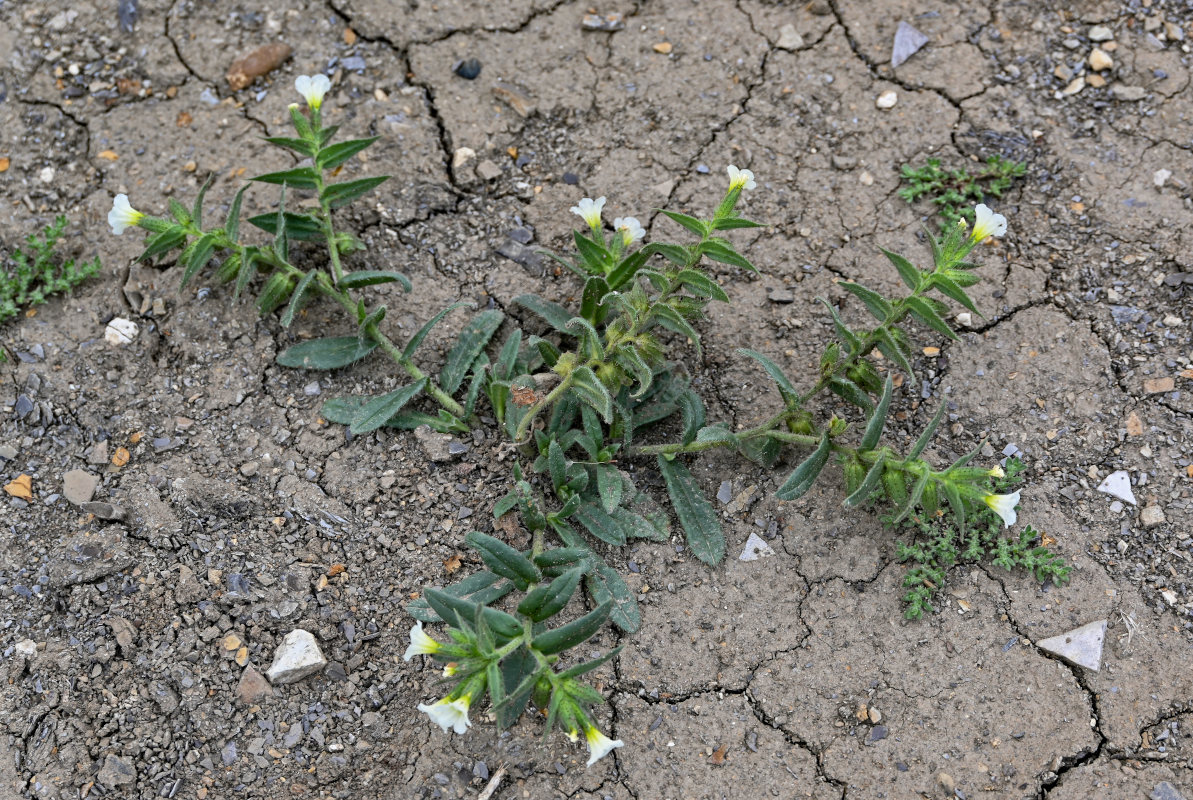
[[514, 375, 575, 442]]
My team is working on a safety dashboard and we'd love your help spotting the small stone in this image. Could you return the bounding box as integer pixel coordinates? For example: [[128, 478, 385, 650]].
[[1089, 47, 1113, 71], [223, 634, 243, 652], [0, 444, 16, 460], [491, 84, 535, 117], [1144, 376, 1174, 394], [831, 155, 857, 170], [452, 58, 481, 80], [937, 772, 956, 793], [1088, 25, 1114, 42], [266, 630, 326, 684], [1141, 505, 1166, 529], [413, 425, 454, 462], [14, 639, 36, 658], [875, 89, 897, 109], [62, 469, 99, 506], [104, 317, 139, 345], [1087, 73, 1107, 88], [1109, 500, 1124, 513], [1125, 412, 1143, 436], [39, 166, 55, 183], [1036, 619, 1108, 671], [891, 21, 930, 68], [652, 42, 673, 54], [97, 754, 136, 787], [81, 501, 126, 521], [1163, 21, 1185, 42], [581, 12, 625, 32], [476, 160, 502, 181], [225, 43, 292, 91], [716, 480, 733, 505], [1096, 470, 1136, 505], [1062, 76, 1085, 95], [87, 441, 110, 465], [776, 24, 804, 51], [868, 725, 888, 743], [1152, 782, 1188, 800], [868, 708, 882, 724], [1111, 84, 1146, 101], [858, 170, 874, 186], [768, 286, 795, 304], [738, 532, 775, 562], [452, 147, 476, 168], [303, 381, 321, 396], [955, 312, 973, 328]]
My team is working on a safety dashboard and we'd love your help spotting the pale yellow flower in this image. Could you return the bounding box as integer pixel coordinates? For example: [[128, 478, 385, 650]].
[[418, 695, 472, 735], [295, 74, 331, 110], [984, 490, 1021, 528], [971, 203, 1007, 242], [108, 194, 144, 235], [726, 164, 756, 191]]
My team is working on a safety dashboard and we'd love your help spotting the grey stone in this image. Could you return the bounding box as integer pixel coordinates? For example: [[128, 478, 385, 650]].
[[776, 24, 804, 51], [62, 470, 99, 506], [1088, 25, 1114, 41], [768, 287, 795, 304], [97, 754, 136, 786], [496, 239, 544, 272], [1141, 505, 1167, 528], [1152, 782, 1188, 800], [81, 501, 126, 521], [1037, 619, 1108, 671], [47, 528, 133, 588], [716, 480, 733, 504], [476, 160, 502, 181], [414, 425, 454, 462], [87, 440, 109, 465], [891, 21, 930, 68], [0, 444, 16, 460], [738, 532, 775, 562], [266, 630, 327, 684], [1111, 84, 1147, 101], [1096, 470, 1136, 505]]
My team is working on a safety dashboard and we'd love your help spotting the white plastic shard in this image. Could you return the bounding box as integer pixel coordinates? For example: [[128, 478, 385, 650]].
[[1037, 620, 1108, 672], [738, 532, 775, 561], [891, 21, 930, 68], [1096, 470, 1136, 505]]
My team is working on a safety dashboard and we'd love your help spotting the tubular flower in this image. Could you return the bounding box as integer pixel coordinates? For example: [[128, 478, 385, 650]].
[[442, 663, 459, 678], [970, 203, 1007, 242], [402, 621, 441, 661], [726, 164, 756, 192], [987, 465, 1006, 479], [613, 216, 645, 246], [295, 74, 331, 110], [418, 695, 472, 735], [584, 724, 624, 767], [983, 490, 1021, 528], [570, 196, 606, 230], [108, 194, 144, 235]]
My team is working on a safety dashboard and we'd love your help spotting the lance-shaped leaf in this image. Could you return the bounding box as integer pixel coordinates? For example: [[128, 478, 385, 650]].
[[844, 456, 886, 508], [494, 647, 538, 729], [512, 294, 573, 333], [406, 570, 514, 623], [316, 136, 379, 170], [881, 248, 921, 291], [191, 176, 214, 229], [573, 502, 627, 546], [180, 233, 218, 288], [676, 269, 730, 302], [907, 400, 947, 460], [677, 388, 705, 445], [906, 296, 958, 340], [564, 316, 604, 362], [605, 250, 648, 290], [276, 336, 378, 369], [586, 562, 640, 633], [247, 211, 323, 240], [840, 280, 893, 323], [531, 600, 612, 655], [931, 272, 980, 314], [660, 209, 709, 236], [439, 309, 503, 394], [558, 644, 625, 679], [650, 304, 702, 355], [403, 301, 473, 359], [818, 297, 860, 349], [699, 238, 756, 271], [256, 271, 294, 314], [280, 269, 319, 328], [547, 439, 568, 493], [233, 246, 258, 302], [465, 531, 541, 588], [596, 464, 623, 514], [251, 166, 320, 190], [339, 270, 412, 292], [612, 347, 654, 398], [224, 185, 248, 242], [738, 348, 800, 408], [569, 366, 613, 423], [876, 327, 915, 377], [641, 241, 690, 266], [860, 375, 895, 450], [349, 379, 427, 434], [775, 432, 831, 500], [321, 176, 390, 209], [265, 136, 315, 157], [517, 567, 584, 623], [579, 276, 609, 322], [658, 456, 724, 565], [573, 230, 609, 271], [711, 215, 765, 230], [890, 469, 931, 524], [422, 588, 522, 640], [828, 375, 874, 412]]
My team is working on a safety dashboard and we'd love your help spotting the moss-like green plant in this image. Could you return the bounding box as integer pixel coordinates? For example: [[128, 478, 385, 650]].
[[899, 155, 1025, 225], [1, 216, 101, 324]]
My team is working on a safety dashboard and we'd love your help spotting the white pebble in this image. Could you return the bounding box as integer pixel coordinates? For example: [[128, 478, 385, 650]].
[[39, 166, 55, 183], [104, 317, 139, 346], [875, 90, 898, 109]]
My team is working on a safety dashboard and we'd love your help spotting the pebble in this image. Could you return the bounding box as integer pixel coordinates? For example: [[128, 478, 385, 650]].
[[266, 630, 327, 684], [768, 286, 795, 303], [891, 21, 930, 68], [1140, 505, 1166, 529], [875, 90, 898, 109], [226, 43, 292, 91], [1089, 48, 1113, 71], [1111, 84, 1146, 101], [62, 469, 99, 505], [476, 160, 502, 181], [937, 772, 955, 793], [868, 725, 888, 743], [492, 84, 535, 117], [413, 425, 455, 462], [1096, 470, 1136, 505], [15, 639, 37, 658], [1144, 376, 1174, 394], [81, 501, 126, 521], [237, 666, 274, 704], [1088, 25, 1114, 42], [303, 381, 321, 396], [581, 12, 625, 32], [87, 440, 110, 465], [738, 532, 775, 561], [1037, 619, 1107, 671], [452, 58, 481, 80], [452, 147, 476, 168], [341, 55, 366, 72], [239, 461, 259, 477], [98, 754, 136, 786], [1151, 782, 1188, 800], [776, 24, 805, 51], [716, 480, 733, 504], [104, 317, 139, 346]]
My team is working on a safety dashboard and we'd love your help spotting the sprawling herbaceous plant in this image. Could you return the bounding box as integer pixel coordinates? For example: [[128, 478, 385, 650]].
[[112, 76, 1068, 759]]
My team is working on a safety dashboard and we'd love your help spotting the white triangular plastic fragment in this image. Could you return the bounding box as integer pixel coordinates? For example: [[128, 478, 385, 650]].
[[1037, 620, 1108, 671], [739, 532, 775, 561], [891, 21, 930, 68], [1096, 470, 1136, 505]]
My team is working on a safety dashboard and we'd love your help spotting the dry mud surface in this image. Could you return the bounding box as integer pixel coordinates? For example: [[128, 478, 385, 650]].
[[1, 0, 1192, 798]]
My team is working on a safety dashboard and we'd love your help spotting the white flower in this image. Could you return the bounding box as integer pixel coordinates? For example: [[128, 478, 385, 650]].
[[987, 465, 1005, 479], [584, 725, 623, 767], [726, 164, 756, 192], [613, 216, 645, 246], [971, 203, 1007, 242], [570, 196, 606, 229], [108, 194, 144, 236], [984, 490, 1021, 528], [402, 621, 441, 661], [418, 695, 472, 735], [295, 74, 331, 110]]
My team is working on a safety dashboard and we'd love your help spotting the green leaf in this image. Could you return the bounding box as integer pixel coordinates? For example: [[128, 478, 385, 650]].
[[569, 366, 613, 424], [494, 647, 537, 729], [321, 175, 390, 209], [678, 388, 705, 445], [338, 270, 412, 293], [650, 304, 702, 356], [220, 185, 247, 243], [281, 269, 319, 328], [531, 600, 612, 655], [402, 301, 473, 359], [828, 376, 874, 412], [517, 567, 583, 623], [138, 229, 186, 263], [699, 239, 756, 272], [844, 456, 886, 508], [738, 348, 800, 408], [876, 327, 914, 377], [192, 176, 214, 229], [421, 588, 521, 639], [891, 470, 930, 524], [695, 425, 738, 447], [906, 296, 958, 340], [711, 216, 765, 230], [547, 440, 568, 493], [931, 273, 980, 314], [860, 375, 894, 450], [660, 210, 710, 236], [839, 281, 893, 323], [264, 136, 316, 157], [565, 316, 604, 361], [558, 644, 626, 679], [586, 563, 641, 633], [512, 294, 573, 333], [676, 269, 729, 302], [494, 329, 522, 381], [316, 136, 379, 170], [658, 456, 724, 565], [573, 230, 609, 271], [573, 502, 627, 546], [882, 248, 921, 291], [612, 348, 654, 398], [349, 379, 427, 434], [818, 298, 859, 349], [441, 309, 503, 394], [908, 401, 947, 460], [233, 246, 258, 301], [358, 304, 386, 335], [465, 531, 541, 588], [775, 432, 831, 500], [256, 271, 294, 314], [251, 166, 320, 190], [738, 434, 783, 468], [406, 570, 514, 623], [605, 250, 648, 291], [641, 241, 690, 267], [168, 198, 192, 226], [180, 233, 218, 288], [276, 336, 379, 369], [247, 211, 324, 240], [596, 464, 623, 514]]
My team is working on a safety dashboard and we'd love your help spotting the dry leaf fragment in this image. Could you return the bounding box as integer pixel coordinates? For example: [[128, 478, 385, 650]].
[[653, 42, 673, 54], [98, 150, 119, 161], [511, 385, 538, 406], [709, 744, 728, 765], [343, 28, 357, 45], [176, 111, 193, 127], [444, 554, 463, 574], [327, 563, 346, 576], [111, 447, 131, 467], [4, 474, 33, 500]]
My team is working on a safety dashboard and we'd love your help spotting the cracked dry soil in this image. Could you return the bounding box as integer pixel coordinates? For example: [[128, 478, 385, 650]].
[[1, 0, 1192, 798]]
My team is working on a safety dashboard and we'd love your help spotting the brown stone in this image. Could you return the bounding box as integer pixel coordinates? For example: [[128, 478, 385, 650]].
[[236, 666, 273, 705], [1143, 377, 1174, 394], [226, 43, 292, 91], [1126, 411, 1143, 436]]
